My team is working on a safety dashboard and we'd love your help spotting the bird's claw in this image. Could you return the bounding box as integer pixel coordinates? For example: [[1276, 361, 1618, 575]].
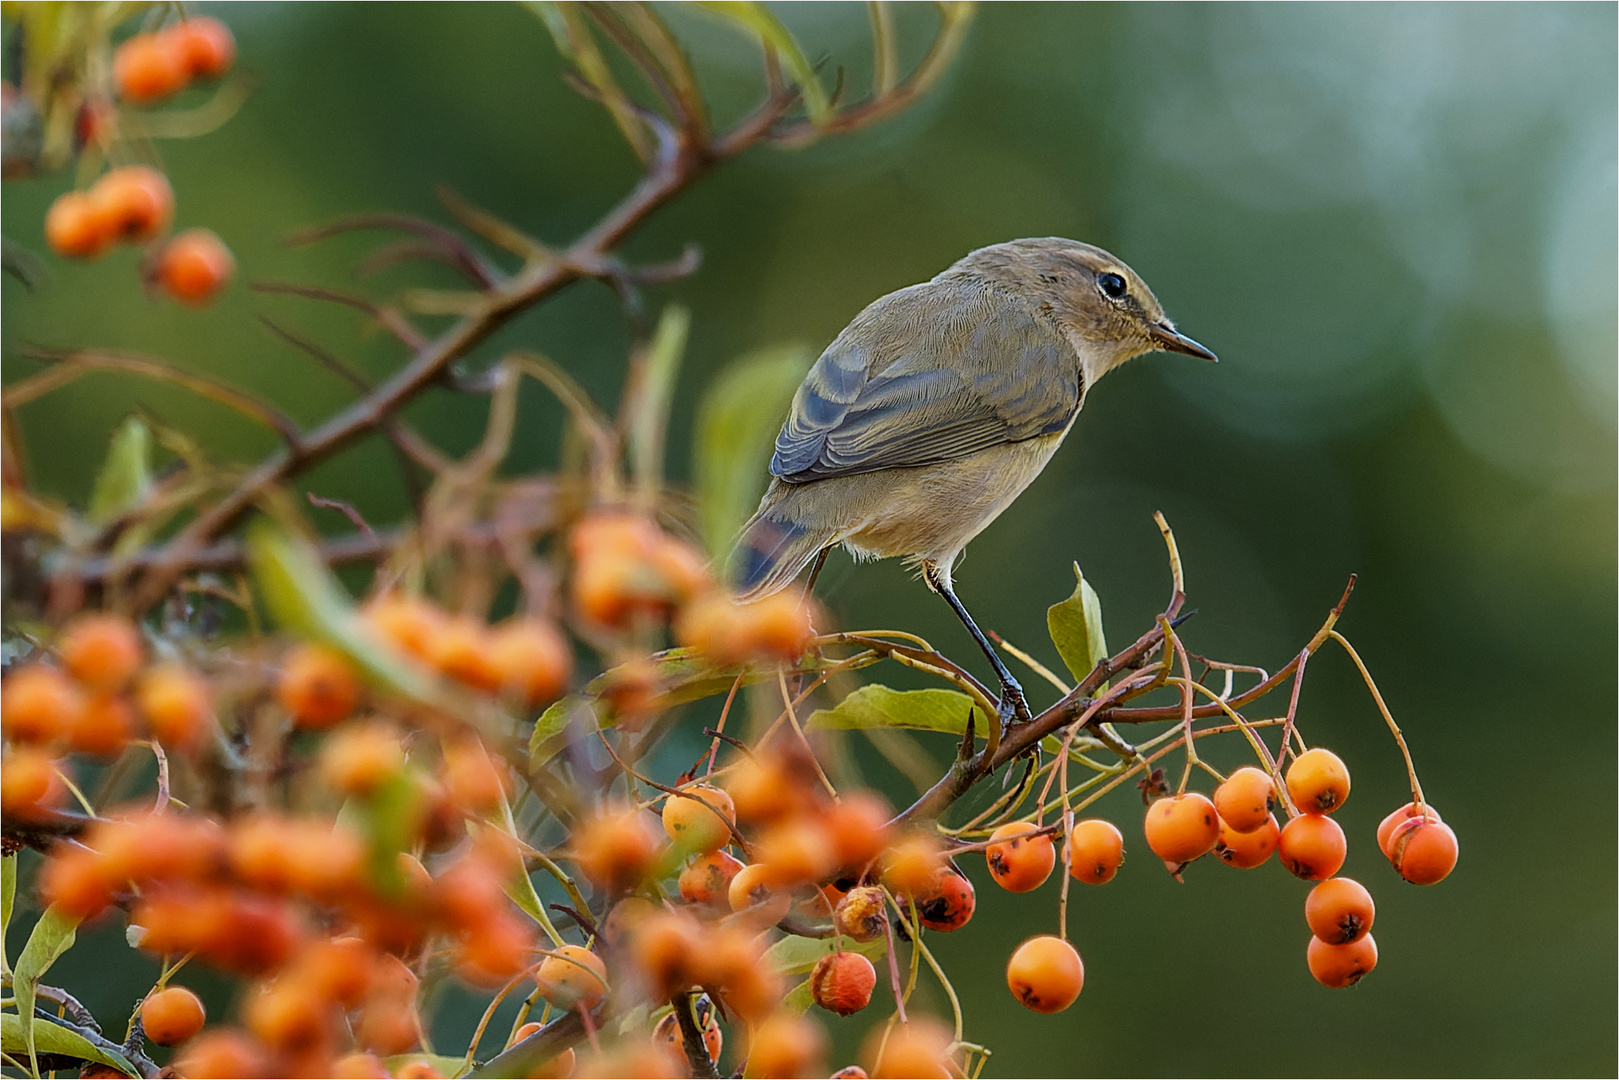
[[996, 683, 1033, 728]]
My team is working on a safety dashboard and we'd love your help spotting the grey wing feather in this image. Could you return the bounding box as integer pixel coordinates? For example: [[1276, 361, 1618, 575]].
[[770, 280, 1081, 484]]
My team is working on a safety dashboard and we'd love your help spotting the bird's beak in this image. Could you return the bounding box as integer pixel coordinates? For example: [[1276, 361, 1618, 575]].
[[1148, 322, 1217, 362]]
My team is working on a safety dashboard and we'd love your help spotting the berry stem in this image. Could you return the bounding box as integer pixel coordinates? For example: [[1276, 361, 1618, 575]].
[[1326, 631, 1426, 807]]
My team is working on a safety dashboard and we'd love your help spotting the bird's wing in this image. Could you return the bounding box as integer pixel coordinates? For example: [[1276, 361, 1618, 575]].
[[769, 281, 1082, 484]]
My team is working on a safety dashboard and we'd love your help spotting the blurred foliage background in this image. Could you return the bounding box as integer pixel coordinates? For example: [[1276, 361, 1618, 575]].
[[3, 3, 1614, 1076]]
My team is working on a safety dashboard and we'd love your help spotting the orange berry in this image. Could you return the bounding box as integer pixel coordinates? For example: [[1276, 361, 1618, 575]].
[[1386, 817, 1459, 885], [277, 643, 360, 729], [157, 228, 234, 306], [915, 866, 975, 932], [362, 593, 443, 662], [527, 1046, 575, 1078], [1142, 792, 1221, 864], [1305, 877, 1375, 945], [429, 614, 501, 691], [140, 985, 206, 1046], [602, 896, 659, 948], [679, 849, 744, 906], [753, 818, 836, 887], [72, 693, 137, 757], [318, 721, 405, 795], [749, 1012, 828, 1080], [631, 909, 705, 1002], [1215, 812, 1280, 869], [726, 862, 783, 914], [1306, 931, 1378, 989], [459, 911, 539, 985], [824, 792, 893, 869], [171, 17, 235, 78], [288, 937, 375, 1007], [39, 847, 115, 920], [678, 592, 812, 664], [333, 1052, 389, 1079], [724, 756, 801, 825], [833, 886, 888, 943], [1286, 747, 1351, 814], [1278, 813, 1347, 881], [573, 806, 663, 892], [1213, 766, 1277, 833], [810, 951, 876, 1016], [135, 664, 212, 751], [90, 165, 173, 242], [1376, 801, 1443, 858], [441, 735, 510, 813], [536, 944, 608, 1011], [44, 192, 112, 258], [985, 822, 1055, 893], [863, 1015, 953, 1080], [114, 33, 189, 103], [172, 1030, 270, 1079], [59, 613, 143, 691], [661, 784, 735, 854], [879, 833, 945, 900], [2, 665, 85, 743], [1006, 934, 1084, 1014], [1, 749, 64, 818], [488, 617, 572, 706], [1066, 818, 1124, 884]]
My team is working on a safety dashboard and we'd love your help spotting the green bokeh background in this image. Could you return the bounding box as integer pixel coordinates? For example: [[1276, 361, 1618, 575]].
[[3, 3, 1615, 1076]]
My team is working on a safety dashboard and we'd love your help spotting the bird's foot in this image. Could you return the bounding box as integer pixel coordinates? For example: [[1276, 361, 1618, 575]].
[[996, 681, 1033, 728]]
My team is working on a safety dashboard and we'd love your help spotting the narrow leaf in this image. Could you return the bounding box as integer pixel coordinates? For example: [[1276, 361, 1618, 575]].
[[694, 344, 815, 558], [87, 415, 153, 524], [0, 855, 14, 975], [1047, 562, 1108, 684], [806, 685, 979, 735], [0, 1014, 137, 1077], [13, 906, 80, 1075], [697, 2, 832, 124], [628, 305, 690, 499], [762, 932, 886, 976]]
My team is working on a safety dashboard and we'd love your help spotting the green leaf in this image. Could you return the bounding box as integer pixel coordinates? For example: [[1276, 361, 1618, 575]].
[[627, 305, 690, 498], [1, 854, 15, 976], [1047, 563, 1108, 684], [246, 519, 437, 702], [0, 1014, 137, 1077], [12, 906, 80, 1075], [762, 932, 886, 976], [528, 695, 588, 772], [781, 978, 814, 1016], [806, 685, 980, 735], [696, 3, 832, 124], [693, 344, 815, 559], [87, 415, 153, 524]]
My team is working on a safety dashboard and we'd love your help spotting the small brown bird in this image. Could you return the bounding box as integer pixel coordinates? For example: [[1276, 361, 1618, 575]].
[[734, 237, 1214, 724]]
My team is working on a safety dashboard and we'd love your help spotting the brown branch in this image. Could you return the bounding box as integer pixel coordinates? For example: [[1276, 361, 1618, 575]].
[[250, 281, 427, 350]]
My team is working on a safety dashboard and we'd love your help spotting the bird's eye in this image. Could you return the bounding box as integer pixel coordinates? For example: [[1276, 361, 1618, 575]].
[[1098, 272, 1127, 300]]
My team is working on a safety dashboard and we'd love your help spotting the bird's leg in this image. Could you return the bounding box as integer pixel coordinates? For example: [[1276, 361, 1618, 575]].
[[789, 547, 834, 699], [923, 562, 1032, 728]]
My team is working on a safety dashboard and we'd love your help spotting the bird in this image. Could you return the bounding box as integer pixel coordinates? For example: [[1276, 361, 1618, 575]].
[[731, 237, 1215, 727]]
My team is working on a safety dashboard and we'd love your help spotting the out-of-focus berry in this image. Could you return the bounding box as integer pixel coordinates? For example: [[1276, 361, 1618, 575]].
[[114, 34, 189, 104], [157, 228, 234, 306], [3, 666, 85, 744]]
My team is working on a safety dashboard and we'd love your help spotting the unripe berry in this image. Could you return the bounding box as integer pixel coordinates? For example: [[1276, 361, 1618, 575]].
[[1143, 792, 1221, 864], [171, 17, 235, 78], [1213, 766, 1277, 833], [1306, 931, 1378, 988], [661, 784, 735, 854], [90, 166, 173, 242], [810, 951, 877, 1016], [1376, 801, 1443, 858], [1005, 935, 1084, 1014], [1386, 818, 1459, 885], [679, 849, 744, 906], [114, 34, 189, 104], [156, 228, 234, 306], [2, 666, 85, 744], [277, 644, 360, 729], [140, 985, 206, 1045], [834, 886, 888, 943], [1286, 747, 1351, 814], [135, 664, 211, 751], [1066, 818, 1124, 884], [749, 1012, 828, 1080], [536, 945, 608, 1011], [59, 613, 143, 691], [985, 822, 1055, 892], [1278, 813, 1347, 881], [1305, 877, 1375, 945], [44, 192, 111, 258], [1215, 812, 1280, 869]]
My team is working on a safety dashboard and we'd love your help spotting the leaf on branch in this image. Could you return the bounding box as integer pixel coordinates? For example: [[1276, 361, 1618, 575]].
[[807, 685, 979, 735], [696, 2, 832, 125], [693, 344, 815, 559], [530, 0, 655, 162], [1047, 562, 1108, 684], [0, 1014, 138, 1078], [12, 906, 80, 1075], [626, 305, 690, 499], [1, 853, 15, 976], [87, 416, 154, 525], [762, 932, 886, 976]]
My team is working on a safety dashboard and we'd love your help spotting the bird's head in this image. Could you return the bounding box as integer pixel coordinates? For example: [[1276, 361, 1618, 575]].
[[950, 237, 1216, 381]]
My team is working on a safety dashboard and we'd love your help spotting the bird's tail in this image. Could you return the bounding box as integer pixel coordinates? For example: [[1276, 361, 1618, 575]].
[[730, 510, 836, 601]]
